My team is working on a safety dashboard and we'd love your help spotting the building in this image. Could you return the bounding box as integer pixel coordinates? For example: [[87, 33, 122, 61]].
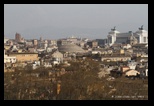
[[15, 33, 24, 42], [4, 49, 16, 71], [87, 40, 98, 48], [101, 54, 131, 62], [57, 40, 71, 45], [7, 40, 14, 46], [9, 45, 18, 52], [107, 26, 148, 46], [33, 39, 38, 46], [51, 51, 64, 63], [132, 43, 148, 49], [38, 42, 48, 49], [4, 36, 9, 44], [4, 49, 16, 63], [28, 47, 36, 53], [58, 43, 85, 53], [95, 39, 108, 47], [122, 44, 132, 49], [15, 33, 21, 42], [127, 61, 137, 70], [26, 40, 33, 46], [8, 52, 39, 62], [125, 69, 140, 77], [48, 40, 57, 46]]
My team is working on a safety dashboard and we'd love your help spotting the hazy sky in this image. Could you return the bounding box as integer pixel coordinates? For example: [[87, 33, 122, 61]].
[[4, 4, 148, 39]]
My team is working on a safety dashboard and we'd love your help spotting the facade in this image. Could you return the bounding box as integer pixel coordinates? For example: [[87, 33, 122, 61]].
[[57, 40, 71, 45], [28, 47, 36, 53], [107, 26, 148, 46], [8, 53, 39, 62], [51, 51, 64, 63], [33, 39, 38, 46], [9, 45, 18, 52], [66, 36, 82, 44], [122, 44, 132, 49], [6, 40, 13, 46], [87, 40, 98, 48], [101, 55, 131, 62], [15, 33, 21, 42], [96, 39, 108, 47], [79, 41, 85, 48], [26, 40, 33, 46], [15, 33, 24, 42], [4, 49, 16, 72], [4, 49, 16, 63], [48, 40, 57, 46], [38, 41, 48, 49]]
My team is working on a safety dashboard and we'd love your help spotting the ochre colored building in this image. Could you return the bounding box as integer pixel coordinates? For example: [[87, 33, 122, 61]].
[[8, 53, 39, 62]]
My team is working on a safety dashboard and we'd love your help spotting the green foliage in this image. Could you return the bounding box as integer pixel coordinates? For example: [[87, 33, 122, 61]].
[[4, 59, 148, 100]]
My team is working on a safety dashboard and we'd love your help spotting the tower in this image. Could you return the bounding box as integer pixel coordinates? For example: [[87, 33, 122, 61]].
[[15, 33, 21, 42], [135, 25, 148, 44], [107, 26, 120, 46]]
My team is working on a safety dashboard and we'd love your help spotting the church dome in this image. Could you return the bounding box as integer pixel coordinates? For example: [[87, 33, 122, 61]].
[[58, 43, 85, 53]]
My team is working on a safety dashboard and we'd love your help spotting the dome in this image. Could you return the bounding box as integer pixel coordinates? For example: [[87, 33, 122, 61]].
[[58, 43, 85, 53]]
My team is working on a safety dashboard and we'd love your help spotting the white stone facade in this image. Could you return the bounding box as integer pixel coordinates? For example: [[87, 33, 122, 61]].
[[107, 26, 148, 46], [4, 50, 16, 63]]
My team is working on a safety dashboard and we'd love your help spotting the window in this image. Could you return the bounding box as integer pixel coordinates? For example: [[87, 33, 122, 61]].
[[144, 37, 146, 42]]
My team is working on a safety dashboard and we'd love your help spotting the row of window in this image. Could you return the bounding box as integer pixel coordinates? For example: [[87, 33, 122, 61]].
[[5, 58, 16, 61], [20, 55, 35, 56], [103, 58, 130, 61]]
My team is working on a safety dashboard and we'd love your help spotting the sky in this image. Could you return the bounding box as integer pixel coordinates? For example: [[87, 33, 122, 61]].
[[4, 4, 148, 40]]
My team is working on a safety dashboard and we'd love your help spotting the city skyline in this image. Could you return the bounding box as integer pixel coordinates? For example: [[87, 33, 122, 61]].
[[4, 4, 148, 39]]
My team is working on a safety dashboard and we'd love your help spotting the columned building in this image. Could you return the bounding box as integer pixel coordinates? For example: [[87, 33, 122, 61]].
[[107, 26, 148, 46]]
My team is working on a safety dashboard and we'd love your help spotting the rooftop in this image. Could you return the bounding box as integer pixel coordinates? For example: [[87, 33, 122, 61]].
[[58, 43, 85, 53]]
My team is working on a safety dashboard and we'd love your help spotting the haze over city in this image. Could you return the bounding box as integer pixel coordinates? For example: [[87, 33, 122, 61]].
[[4, 4, 148, 100], [4, 4, 148, 39]]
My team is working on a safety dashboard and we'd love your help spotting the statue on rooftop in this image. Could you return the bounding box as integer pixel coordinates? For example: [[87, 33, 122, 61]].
[[139, 25, 143, 30], [111, 26, 116, 31]]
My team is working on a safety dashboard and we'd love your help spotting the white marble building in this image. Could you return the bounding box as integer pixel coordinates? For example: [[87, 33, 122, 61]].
[[107, 26, 148, 46], [4, 49, 16, 63]]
